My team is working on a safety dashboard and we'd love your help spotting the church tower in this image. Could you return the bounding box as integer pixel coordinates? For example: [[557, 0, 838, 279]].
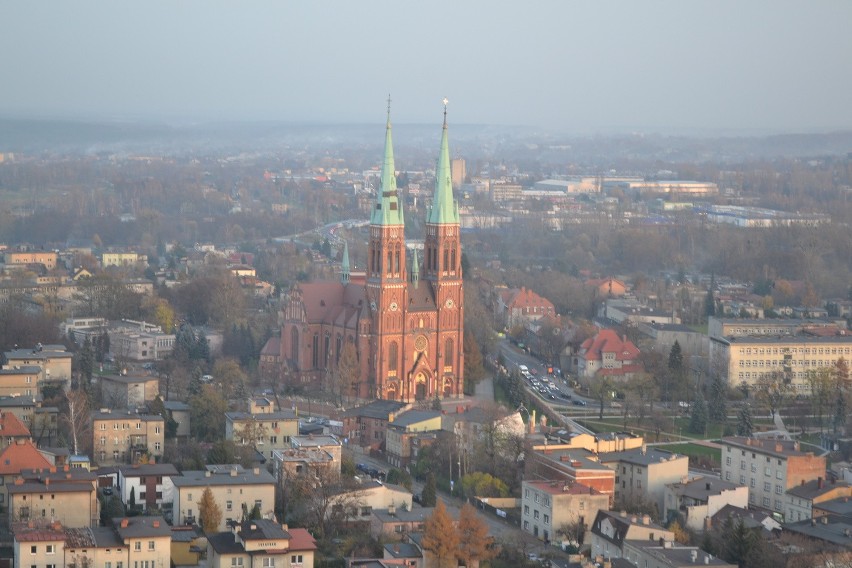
[[366, 100, 407, 399], [423, 100, 464, 398]]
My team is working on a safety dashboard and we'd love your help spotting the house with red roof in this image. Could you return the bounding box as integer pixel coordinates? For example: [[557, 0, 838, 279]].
[[0, 439, 53, 517], [495, 286, 556, 329], [573, 329, 644, 380], [0, 412, 32, 447], [585, 277, 628, 299]]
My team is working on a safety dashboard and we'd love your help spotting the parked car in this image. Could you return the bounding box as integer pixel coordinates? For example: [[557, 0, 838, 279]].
[[573, 399, 587, 406]]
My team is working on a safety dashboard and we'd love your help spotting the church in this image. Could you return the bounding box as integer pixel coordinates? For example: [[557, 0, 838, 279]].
[[278, 105, 464, 403]]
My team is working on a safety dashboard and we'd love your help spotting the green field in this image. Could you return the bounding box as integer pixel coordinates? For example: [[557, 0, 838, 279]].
[[657, 442, 722, 466]]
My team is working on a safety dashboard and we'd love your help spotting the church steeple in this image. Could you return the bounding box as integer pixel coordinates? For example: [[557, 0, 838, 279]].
[[371, 96, 404, 227], [411, 247, 420, 288], [428, 98, 458, 225], [341, 240, 350, 285]]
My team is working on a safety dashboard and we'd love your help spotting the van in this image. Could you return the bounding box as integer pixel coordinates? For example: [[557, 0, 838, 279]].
[[518, 365, 529, 373]]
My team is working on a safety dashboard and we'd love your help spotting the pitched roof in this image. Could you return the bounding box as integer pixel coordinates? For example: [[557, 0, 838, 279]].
[[501, 287, 554, 311], [0, 412, 31, 437], [0, 440, 53, 474], [579, 329, 640, 362]]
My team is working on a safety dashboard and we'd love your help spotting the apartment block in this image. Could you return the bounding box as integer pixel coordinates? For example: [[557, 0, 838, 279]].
[[599, 447, 689, 517], [207, 520, 316, 568], [91, 410, 165, 466], [521, 480, 609, 542], [719, 436, 826, 515]]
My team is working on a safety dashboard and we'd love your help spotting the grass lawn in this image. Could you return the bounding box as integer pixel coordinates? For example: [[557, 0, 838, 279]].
[[576, 415, 737, 442], [657, 442, 722, 466]]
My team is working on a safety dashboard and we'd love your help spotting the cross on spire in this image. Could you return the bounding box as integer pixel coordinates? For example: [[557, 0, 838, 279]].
[[442, 97, 448, 127], [387, 94, 392, 126]]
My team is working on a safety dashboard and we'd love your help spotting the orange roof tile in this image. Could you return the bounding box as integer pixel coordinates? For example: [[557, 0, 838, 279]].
[[0, 440, 53, 475], [0, 412, 32, 438]]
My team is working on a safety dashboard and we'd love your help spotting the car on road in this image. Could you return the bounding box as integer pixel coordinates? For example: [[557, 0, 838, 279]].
[[103, 488, 113, 496], [573, 399, 587, 406]]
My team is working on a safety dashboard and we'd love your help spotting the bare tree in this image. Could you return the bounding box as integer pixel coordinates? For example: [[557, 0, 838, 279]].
[[64, 389, 91, 456]]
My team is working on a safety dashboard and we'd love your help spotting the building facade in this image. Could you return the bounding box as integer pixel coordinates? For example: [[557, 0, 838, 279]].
[[279, 108, 464, 402], [91, 410, 165, 466], [521, 480, 609, 543]]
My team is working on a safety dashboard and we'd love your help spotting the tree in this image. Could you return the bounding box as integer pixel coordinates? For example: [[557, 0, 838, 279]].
[[64, 389, 91, 456], [385, 468, 413, 491], [421, 472, 437, 506], [625, 373, 657, 426], [832, 358, 850, 435], [198, 487, 223, 534], [422, 500, 459, 568], [460, 472, 510, 499], [78, 337, 95, 386], [705, 274, 717, 318], [190, 385, 227, 441], [332, 340, 360, 406], [457, 503, 496, 568], [689, 391, 708, 435], [708, 373, 728, 422], [667, 520, 691, 545], [807, 368, 833, 434], [737, 403, 754, 437], [754, 373, 790, 420], [589, 376, 615, 420], [463, 331, 486, 394]]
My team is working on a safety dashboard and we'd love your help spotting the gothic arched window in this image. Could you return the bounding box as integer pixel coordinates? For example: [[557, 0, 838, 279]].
[[388, 341, 399, 372], [444, 338, 454, 366]]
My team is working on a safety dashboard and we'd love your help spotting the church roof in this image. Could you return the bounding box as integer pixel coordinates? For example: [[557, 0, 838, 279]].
[[428, 103, 459, 225], [371, 103, 404, 227]]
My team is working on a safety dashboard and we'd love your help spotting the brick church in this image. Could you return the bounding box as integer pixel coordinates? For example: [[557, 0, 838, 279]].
[[278, 105, 464, 402]]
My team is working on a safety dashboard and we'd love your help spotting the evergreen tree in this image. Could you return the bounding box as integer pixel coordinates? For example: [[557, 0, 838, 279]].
[[689, 391, 708, 435], [422, 501, 459, 568], [705, 274, 716, 317], [421, 472, 437, 506], [668, 340, 684, 373], [737, 403, 754, 437], [708, 373, 728, 422], [79, 337, 94, 385]]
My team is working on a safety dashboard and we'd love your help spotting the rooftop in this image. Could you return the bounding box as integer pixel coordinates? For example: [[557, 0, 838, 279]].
[[524, 480, 603, 496], [599, 447, 685, 467], [719, 436, 816, 458], [668, 477, 742, 502], [172, 467, 275, 487]]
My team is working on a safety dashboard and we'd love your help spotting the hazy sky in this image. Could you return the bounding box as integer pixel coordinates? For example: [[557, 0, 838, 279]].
[[2, 1, 850, 133]]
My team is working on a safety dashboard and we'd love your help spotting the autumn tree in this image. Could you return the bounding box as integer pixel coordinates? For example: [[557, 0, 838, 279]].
[[422, 500, 460, 568], [589, 376, 615, 420], [463, 331, 486, 394], [753, 372, 790, 420], [331, 340, 360, 406], [457, 503, 496, 568], [198, 487, 223, 534]]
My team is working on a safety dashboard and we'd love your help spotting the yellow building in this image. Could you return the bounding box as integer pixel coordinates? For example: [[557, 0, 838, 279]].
[[709, 334, 852, 391], [92, 409, 165, 466], [8, 467, 99, 528], [522, 480, 610, 543], [4, 346, 73, 391], [172, 466, 277, 531], [225, 398, 299, 460], [208, 520, 316, 568], [599, 447, 689, 517], [4, 251, 58, 270], [0, 366, 41, 398], [385, 410, 442, 468], [102, 252, 140, 267]]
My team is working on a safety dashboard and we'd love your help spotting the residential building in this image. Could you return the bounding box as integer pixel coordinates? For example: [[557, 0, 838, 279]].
[[207, 520, 316, 568], [0, 366, 42, 398], [525, 447, 616, 498], [719, 436, 826, 514], [707, 317, 843, 339], [0, 440, 53, 517], [521, 480, 609, 543], [117, 463, 179, 512], [533, 430, 644, 454], [383, 541, 423, 568], [589, 510, 674, 561], [783, 514, 852, 548], [225, 398, 299, 460], [0, 412, 33, 447], [4, 251, 58, 270], [385, 410, 442, 468], [98, 374, 159, 409], [109, 516, 171, 568], [621, 540, 736, 568], [278, 112, 465, 402], [290, 434, 342, 464], [709, 504, 782, 535], [329, 480, 412, 524], [91, 409, 165, 466], [170, 525, 205, 566], [599, 298, 678, 326], [599, 447, 689, 517], [12, 521, 66, 568], [108, 320, 175, 361], [102, 252, 141, 267], [172, 465, 276, 531], [586, 277, 628, 299], [8, 467, 99, 528], [4, 346, 73, 391], [709, 333, 852, 391], [370, 506, 432, 540], [784, 477, 852, 522], [573, 329, 644, 380], [663, 477, 749, 531], [494, 286, 557, 329], [451, 407, 526, 465], [637, 322, 708, 357], [163, 400, 191, 440], [343, 400, 409, 451]]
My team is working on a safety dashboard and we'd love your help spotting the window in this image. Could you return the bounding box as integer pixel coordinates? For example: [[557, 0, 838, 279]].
[[763, 497, 770, 507], [775, 485, 782, 494], [291, 556, 303, 564], [777, 470, 783, 480], [725, 472, 731, 481], [155, 426, 161, 434], [227, 501, 233, 511], [764, 482, 771, 492], [765, 467, 771, 477], [750, 478, 755, 488], [543, 514, 550, 524], [524, 506, 529, 515], [188, 493, 193, 501], [262, 559, 274, 568], [148, 541, 155, 551], [740, 475, 746, 484], [135, 542, 141, 552], [46, 545, 55, 555], [231, 559, 244, 567], [31, 546, 37, 554], [726, 457, 731, 466]]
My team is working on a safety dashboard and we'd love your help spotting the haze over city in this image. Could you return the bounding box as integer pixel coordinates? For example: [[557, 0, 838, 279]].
[[2, 1, 852, 134]]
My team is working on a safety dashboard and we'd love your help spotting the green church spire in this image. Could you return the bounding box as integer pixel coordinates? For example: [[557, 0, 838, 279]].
[[341, 240, 350, 285], [411, 247, 420, 288], [371, 96, 404, 227], [428, 98, 459, 225]]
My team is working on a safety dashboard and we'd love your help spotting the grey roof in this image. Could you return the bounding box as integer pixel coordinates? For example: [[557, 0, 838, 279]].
[[388, 409, 442, 429], [91, 410, 164, 422], [669, 477, 742, 501], [225, 410, 297, 421], [784, 515, 852, 547], [5, 348, 72, 359], [372, 507, 433, 523], [113, 516, 171, 539], [207, 531, 245, 555], [172, 468, 275, 488], [0, 366, 42, 375], [786, 479, 848, 500], [644, 322, 698, 333], [291, 434, 340, 448], [163, 400, 190, 411], [344, 400, 408, 420], [814, 496, 852, 517], [384, 543, 422, 558], [719, 436, 815, 458], [237, 519, 291, 541], [717, 334, 852, 345], [118, 463, 179, 477], [624, 540, 734, 567], [591, 510, 668, 547], [170, 526, 202, 543], [90, 526, 123, 548], [599, 447, 685, 466], [0, 396, 40, 408], [99, 374, 153, 384]]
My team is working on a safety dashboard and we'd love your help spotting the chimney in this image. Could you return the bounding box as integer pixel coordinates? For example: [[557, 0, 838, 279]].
[[690, 550, 698, 563], [775, 443, 783, 452], [121, 518, 129, 528], [704, 516, 712, 532], [388, 505, 396, 516], [153, 520, 160, 528], [821, 516, 829, 525], [253, 467, 260, 475], [205, 471, 212, 477], [641, 444, 647, 455], [705, 482, 712, 491], [818, 477, 824, 489], [642, 514, 651, 525], [801, 479, 805, 486]]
